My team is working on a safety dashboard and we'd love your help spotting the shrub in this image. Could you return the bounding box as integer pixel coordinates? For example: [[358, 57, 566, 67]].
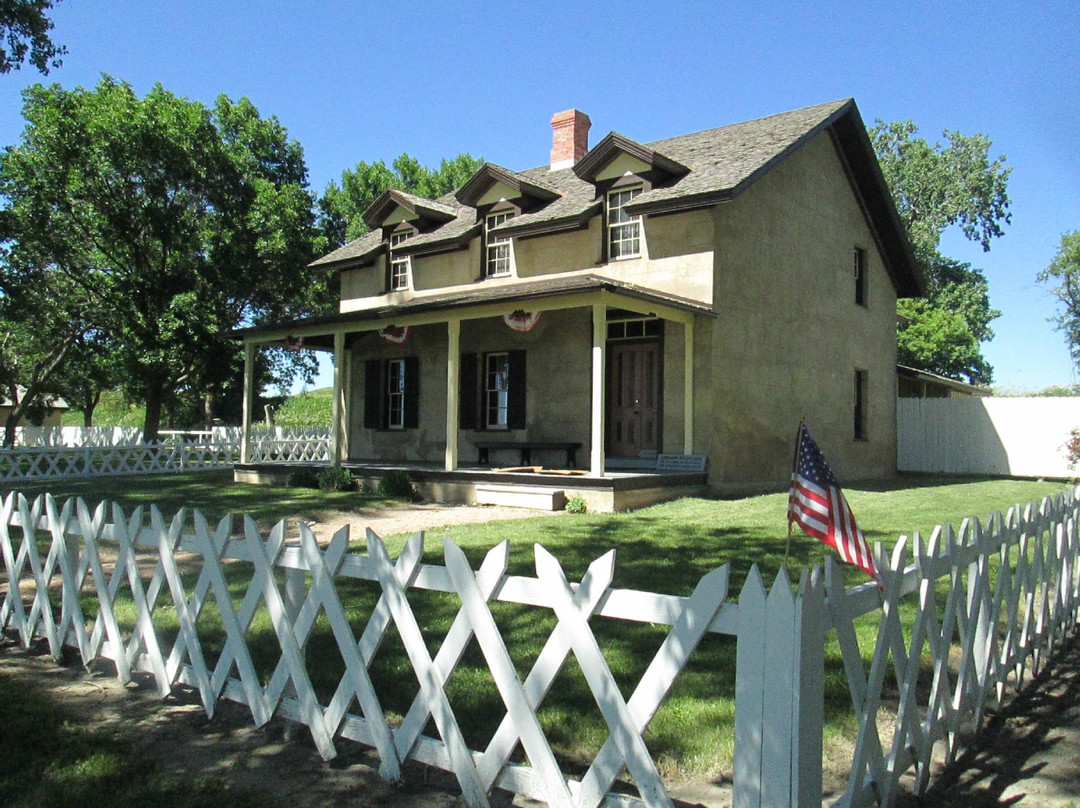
[[565, 495, 588, 514], [379, 470, 416, 500], [316, 465, 355, 492], [286, 467, 320, 489], [1066, 427, 1080, 474]]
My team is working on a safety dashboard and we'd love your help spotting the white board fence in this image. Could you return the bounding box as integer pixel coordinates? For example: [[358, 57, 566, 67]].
[[0, 427, 331, 481], [898, 396, 1080, 478], [1, 487, 1079, 807]]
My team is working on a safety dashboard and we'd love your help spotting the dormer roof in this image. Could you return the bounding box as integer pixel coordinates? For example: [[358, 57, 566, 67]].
[[362, 188, 457, 230], [573, 132, 690, 184], [454, 162, 561, 207]]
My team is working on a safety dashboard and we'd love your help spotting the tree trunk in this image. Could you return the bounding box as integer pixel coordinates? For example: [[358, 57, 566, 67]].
[[3, 413, 16, 449], [82, 389, 101, 427], [143, 385, 165, 444], [203, 391, 214, 430], [4, 383, 19, 448]]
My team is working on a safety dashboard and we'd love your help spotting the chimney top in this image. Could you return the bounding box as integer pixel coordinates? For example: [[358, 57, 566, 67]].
[[549, 109, 591, 171]]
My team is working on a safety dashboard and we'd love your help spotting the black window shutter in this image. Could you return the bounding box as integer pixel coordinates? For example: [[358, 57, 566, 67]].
[[507, 349, 527, 430], [403, 356, 420, 429], [459, 353, 478, 430], [364, 359, 382, 429]]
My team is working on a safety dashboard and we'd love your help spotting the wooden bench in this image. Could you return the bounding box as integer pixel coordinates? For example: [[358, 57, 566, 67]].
[[475, 441, 583, 469]]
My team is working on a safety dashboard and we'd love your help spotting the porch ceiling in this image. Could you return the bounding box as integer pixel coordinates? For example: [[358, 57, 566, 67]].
[[233, 274, 715, 346]]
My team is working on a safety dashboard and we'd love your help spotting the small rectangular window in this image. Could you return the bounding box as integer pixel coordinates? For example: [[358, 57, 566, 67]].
[[854, 247, 867, 307], [485, 352, 509, 428], [389, 231, 412, 291], [608, 187, 643, 259], [486, 212, 513, 277], [854, 369, 868, 440]]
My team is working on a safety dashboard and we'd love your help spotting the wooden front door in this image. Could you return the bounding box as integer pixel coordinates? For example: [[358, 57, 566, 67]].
[[607, 341, 661, 457]]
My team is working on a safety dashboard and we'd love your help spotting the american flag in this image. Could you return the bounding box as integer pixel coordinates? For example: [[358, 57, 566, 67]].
[[788, 422, 878, 580]]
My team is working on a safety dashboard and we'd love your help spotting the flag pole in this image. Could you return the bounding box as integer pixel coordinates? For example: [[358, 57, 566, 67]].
[[785, 419, 806, 567]]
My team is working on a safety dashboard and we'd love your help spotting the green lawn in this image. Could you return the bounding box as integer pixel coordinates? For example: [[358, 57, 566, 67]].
[[4, 469, 396, 530], [2, 472, 1074, 784]]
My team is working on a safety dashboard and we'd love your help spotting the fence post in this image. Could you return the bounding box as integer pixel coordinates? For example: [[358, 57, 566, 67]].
[[733, 566, 825, 808], [282, 564, 307, 742]]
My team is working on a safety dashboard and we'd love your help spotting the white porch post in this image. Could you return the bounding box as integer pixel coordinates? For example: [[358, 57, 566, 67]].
[[684, 318, 695, 454], [240, 341, 256, 463], [445, 318, 460, 471], [332, 331, 347, 463], [590, 304, 606, 477]]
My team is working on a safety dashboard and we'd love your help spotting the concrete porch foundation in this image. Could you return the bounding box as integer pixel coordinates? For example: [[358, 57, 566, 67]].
[[233, 462, 707, 513]]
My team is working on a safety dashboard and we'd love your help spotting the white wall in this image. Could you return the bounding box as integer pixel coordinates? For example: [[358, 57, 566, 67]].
[[898, 397, 1080, 478]]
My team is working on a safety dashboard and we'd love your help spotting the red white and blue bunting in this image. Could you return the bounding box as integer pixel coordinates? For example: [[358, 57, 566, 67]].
[[504, 310, 541, 332], [379, 325, 412, 344]]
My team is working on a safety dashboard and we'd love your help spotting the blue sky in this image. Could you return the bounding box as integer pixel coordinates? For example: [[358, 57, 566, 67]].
[[1, 0, 1077, 392]]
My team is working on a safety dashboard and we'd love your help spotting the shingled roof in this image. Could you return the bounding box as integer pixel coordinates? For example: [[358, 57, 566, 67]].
[[310, 99, 922, 296]]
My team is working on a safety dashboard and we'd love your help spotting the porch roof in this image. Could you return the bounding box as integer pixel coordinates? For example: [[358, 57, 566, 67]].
[[233, 274, 715, 345]]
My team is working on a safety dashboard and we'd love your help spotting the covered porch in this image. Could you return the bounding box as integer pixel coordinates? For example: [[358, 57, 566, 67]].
[[234, 275, 713, 509]]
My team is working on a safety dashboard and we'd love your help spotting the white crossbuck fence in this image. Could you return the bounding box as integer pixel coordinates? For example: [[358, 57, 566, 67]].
[[0, 427, 331, 481], [0, 487, 1078, 807]]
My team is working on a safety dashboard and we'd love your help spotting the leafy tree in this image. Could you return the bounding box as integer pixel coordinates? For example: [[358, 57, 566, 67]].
[[871, 120, 1011, 384], [1037, 230, 1080, 372], [319, 152, 482, 248], [0, 0, 65, 74], [0, 76, 323, 442], [0, 257, 85, 444], [50, 331, 119, 427]]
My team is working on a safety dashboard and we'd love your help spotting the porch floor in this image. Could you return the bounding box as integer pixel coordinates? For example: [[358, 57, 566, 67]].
[[233, 460, 708, 513]]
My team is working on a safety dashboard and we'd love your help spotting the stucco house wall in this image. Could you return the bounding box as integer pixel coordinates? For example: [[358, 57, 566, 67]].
[[705, 131, 898, 490]]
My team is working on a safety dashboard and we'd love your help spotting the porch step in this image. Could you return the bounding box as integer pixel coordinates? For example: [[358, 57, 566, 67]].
[[475, 484, 567, 511]]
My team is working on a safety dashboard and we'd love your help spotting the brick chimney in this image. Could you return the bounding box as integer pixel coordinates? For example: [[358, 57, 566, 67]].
[[549, 109, 591, 170]]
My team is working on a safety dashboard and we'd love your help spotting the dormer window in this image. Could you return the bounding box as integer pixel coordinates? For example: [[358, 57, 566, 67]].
[[607, 187, 643, 259], [485, 212, 514, 277], [389, 230, 413, 291]]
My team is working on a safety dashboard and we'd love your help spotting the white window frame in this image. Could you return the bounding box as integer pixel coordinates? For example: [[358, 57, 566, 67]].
[[485, 352, 510, 429], [389, 230, 412, 291], [607, 186, 643, 259], [485, 212, 514, 278], [386, 358, 406, 430]]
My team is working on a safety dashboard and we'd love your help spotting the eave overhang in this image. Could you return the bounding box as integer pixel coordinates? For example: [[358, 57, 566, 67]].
[[233, 274, 715, 345]]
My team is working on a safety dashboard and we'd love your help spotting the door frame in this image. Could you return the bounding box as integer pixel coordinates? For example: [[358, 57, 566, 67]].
[[605, 322, 664, 458]]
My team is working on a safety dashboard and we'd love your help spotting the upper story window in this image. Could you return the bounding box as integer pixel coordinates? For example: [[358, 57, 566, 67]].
[[485, 212, 514, 277], [854, 246, 868, 307], [389, 230, 413, 291], [607, 186, 643, 259]]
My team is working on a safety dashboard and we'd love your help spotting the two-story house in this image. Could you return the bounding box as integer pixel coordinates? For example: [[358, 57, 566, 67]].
[[234, 98, 922, 510]]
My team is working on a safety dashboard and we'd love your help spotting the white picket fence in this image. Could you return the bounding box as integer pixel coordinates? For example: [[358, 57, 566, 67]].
[[1, 487, 1078, 807], [0, 427, 331, 481]]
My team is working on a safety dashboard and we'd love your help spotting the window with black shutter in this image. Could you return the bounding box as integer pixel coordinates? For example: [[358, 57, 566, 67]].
[[364, 357, 420, 430]]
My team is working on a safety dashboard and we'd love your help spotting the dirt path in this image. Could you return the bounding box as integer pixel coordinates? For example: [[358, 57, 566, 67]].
[[894, 632, 1080, 807], [303, 501, 567, 543]]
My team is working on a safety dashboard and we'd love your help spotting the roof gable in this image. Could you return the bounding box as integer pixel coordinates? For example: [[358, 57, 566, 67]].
[[455, 162, 560, 207], [362, 188, 457, 230], [574, 132, 690, 184]]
